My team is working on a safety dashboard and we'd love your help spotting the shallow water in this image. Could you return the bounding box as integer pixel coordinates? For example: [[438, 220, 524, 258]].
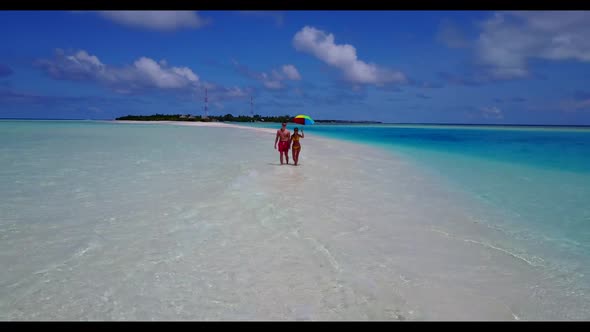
[[0, 120, 588, 320], [242, 122, 590, 288]]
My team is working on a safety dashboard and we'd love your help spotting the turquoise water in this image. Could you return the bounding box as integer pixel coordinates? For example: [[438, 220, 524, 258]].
[[240, 122, 590, 273], [6, 120, 590, 271], [1, 120, 589, 319]]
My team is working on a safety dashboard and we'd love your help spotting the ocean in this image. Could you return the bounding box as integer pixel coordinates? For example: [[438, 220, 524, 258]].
[[1, 119, 589, 320], [242, 122, 590, 307], [242, 122, 590, 254]]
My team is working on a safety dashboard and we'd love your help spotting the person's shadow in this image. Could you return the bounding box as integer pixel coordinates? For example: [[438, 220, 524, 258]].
[[267, 163, 303, 166], [267, 163, 303, 167]]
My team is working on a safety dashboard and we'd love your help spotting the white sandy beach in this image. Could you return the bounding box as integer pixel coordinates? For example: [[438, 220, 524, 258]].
[[1, 120, 586, 320]]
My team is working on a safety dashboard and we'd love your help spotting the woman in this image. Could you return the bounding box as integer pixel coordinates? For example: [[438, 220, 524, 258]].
[[290, 127, 304, 166]]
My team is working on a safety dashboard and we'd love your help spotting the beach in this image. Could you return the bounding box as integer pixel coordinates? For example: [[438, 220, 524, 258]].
[[0, 120, 587, 320]]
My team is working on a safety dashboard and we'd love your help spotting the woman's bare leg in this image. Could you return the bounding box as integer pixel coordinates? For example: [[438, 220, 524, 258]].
[[294, 148, 300, 165]]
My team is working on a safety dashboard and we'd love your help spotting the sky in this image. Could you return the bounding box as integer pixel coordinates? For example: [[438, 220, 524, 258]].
[[1, 10, 590, 124]]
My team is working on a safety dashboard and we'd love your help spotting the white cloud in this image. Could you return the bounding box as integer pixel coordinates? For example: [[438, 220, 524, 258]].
[[233, 60, 301, 90], [263, 80, 283, 90], [480, 106, 504, 119], [477, 11, 590, 79], [36, 49, 200, 93], [293, 26, 406, 85], [282, 64, 301, 80], [171, 66, 199, 82], [97, 11, 209, 31], [68, 50, 104, 68], [132, 57, 199, 89], [225, 86, 249, 98], [35, 50, 252, 112]]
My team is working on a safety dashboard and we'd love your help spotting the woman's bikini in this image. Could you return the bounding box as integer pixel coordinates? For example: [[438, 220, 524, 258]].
[[292, 134, 301, 150]]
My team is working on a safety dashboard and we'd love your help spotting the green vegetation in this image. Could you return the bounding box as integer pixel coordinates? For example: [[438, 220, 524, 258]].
[[115, 114, 382, 124], [116, 114, 295, 123], [116, 114, 195, 121]]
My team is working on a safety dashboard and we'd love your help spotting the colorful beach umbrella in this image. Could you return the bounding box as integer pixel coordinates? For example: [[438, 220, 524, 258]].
[[292, 114, 315, 125]]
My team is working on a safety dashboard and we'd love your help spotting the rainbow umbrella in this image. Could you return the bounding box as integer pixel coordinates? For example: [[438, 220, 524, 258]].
[[292, 114, 315, 125]]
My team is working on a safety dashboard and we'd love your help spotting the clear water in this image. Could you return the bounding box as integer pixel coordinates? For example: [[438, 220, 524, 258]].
[[240, 122, 590, 285], [1, 120, 589, 320]]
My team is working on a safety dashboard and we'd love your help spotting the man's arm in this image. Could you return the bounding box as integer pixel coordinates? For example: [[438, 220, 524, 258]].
[[274, 130, 279, 149]]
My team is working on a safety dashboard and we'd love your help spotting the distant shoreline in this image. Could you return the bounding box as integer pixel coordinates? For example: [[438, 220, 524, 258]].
[[2, 118, 590, 128], [113, 114, 383, 124]]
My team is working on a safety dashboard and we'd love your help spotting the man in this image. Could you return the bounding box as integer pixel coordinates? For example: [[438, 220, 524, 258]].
[[274, 122, 291, 165]]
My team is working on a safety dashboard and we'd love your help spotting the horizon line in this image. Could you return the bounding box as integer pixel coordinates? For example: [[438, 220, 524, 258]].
[[2, 117, 590, 128]]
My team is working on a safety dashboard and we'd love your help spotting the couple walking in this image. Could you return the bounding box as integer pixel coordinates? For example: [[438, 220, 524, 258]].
[[274, 122, 304, 166]]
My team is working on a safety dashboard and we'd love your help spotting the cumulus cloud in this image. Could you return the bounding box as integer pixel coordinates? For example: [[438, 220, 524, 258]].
[[35, 49, 200, 93], [263, 80, 283, 90], [476, 11, 590, 80], [293, 26, 406, 86], [233, 60, 301, 90], [97, 11, 209, 31], [223, 86, 249, 98], [282, 64, 301, 80]]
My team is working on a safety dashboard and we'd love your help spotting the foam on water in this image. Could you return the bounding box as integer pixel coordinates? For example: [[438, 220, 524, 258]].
[[241, 123, 590, 292], [0, 120, 588, 320]]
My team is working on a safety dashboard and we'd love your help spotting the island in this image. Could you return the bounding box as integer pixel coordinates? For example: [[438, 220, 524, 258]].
[[115, 114, 382, 124]]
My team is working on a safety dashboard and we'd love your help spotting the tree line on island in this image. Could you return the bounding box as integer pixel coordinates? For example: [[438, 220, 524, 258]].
[[115, 113, 381, 124]]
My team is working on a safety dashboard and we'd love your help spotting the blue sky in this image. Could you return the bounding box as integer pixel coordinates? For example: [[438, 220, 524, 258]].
[[1, 10, 590, 124]]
